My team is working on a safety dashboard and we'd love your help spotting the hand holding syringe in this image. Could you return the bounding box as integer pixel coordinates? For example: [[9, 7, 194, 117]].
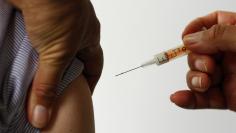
[[115, 45, 190, 76], [116, 11, 236, 111]]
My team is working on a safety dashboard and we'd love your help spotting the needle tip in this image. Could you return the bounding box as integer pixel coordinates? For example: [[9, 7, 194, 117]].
[[115, 66, 141, 77]]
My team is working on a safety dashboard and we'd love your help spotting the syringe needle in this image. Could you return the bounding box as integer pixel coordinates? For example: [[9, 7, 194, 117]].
[[115, 66, 141, 77], [115, 45, 190, 77]]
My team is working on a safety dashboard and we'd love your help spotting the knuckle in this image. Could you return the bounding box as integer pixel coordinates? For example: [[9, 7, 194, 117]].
[[213, 10, 223, 16], [187, 53, 195, 68], [207, 24, 227, 41], [34, 83, 57, 101], [210, 10, 224, 20], [186, 71, 192, 87]]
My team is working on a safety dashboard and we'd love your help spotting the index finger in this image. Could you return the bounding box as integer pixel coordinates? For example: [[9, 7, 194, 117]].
[[182, 11, 236, 37]]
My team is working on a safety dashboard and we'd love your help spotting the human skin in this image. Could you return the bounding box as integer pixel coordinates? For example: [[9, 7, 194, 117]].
[[8, 0, 103, 128], [170, 11, 236, 111], [40, 74, 95, 133]]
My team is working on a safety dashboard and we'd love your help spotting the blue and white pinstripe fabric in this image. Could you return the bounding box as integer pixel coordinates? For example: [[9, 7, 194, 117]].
[[0, 1, 84, 133]]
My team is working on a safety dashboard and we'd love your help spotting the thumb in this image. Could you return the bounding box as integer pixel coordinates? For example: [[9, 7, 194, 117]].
[[183, 24, 236, 54], [28, 63, 65, 128]]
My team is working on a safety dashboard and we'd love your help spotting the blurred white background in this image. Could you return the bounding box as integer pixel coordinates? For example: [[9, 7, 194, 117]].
[[91, 0, 236, 133]]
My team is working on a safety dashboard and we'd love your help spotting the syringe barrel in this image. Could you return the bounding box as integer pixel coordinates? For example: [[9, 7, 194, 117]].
[[154, 45, 189, 65]]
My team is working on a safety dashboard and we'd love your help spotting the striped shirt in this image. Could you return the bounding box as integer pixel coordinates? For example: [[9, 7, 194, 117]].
[[0, 1, 84, 133]]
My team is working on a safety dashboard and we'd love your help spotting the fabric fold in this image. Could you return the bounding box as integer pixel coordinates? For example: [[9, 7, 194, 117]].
[[0, 1, 84, 132]]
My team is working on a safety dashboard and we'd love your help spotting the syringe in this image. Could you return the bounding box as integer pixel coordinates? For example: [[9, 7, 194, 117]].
[[115, 45, 190, 77]]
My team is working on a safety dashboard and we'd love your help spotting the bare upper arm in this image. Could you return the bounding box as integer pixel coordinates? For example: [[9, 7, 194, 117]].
[[41, 74, 95, 133]]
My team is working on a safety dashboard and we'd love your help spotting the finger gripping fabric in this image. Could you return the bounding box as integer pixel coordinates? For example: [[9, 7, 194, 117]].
[[0, 2, 84, 133]]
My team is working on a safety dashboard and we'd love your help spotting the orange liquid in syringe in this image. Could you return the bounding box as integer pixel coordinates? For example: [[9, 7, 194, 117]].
[[164, 45, 189, 61]]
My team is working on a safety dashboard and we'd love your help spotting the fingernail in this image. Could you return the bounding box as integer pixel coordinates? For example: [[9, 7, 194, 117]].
[[195, 59, 207, 72], [33, 105, 48, 128], [170, 94, 176, 103], [191, 76, 202, 88], [183, 31, 203, 45]]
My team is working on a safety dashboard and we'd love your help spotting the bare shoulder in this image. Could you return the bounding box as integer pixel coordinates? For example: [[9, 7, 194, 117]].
[[41, 74, 95, 133]]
